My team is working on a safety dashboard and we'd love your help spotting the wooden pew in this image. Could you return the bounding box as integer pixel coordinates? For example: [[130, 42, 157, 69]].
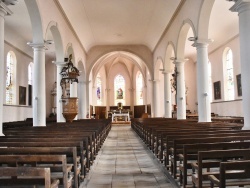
[[0, 167, 59, 188], [0, 155, 72, 188], [180, 141, 250, 187], [208, 160, 250, 188], [192, 149, 250, 188], [0, 141, 87, 178], [171, 135, 250, 180], [0, 147, 80, 188]]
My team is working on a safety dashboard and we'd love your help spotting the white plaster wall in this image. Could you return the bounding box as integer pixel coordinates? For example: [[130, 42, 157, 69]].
[[185, 59, 197, 113], [209, 36, 242, 116], [45, 60, 56, 117], [3, 105, 32, 122], [3, 42, 33, 122]]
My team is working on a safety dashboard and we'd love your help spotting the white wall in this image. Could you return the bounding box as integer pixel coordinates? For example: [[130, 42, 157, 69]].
[[209, 36, 242, 117], [3, 42, 33, 122]]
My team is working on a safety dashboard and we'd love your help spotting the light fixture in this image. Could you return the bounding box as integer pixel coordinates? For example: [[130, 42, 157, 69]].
[[44, 40, 54, 45], [2, 0, 18, 5], [188, 37, 197, 41]]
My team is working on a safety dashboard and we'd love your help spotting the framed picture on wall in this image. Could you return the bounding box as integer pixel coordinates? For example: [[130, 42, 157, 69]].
[[19, 86, 26, 105], [236, 74, 242, 96], [214, 81, 221, 100]]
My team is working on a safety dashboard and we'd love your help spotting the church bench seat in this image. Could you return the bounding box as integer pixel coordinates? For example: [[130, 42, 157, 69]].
[[192, 149, 250, 188], [208, 160, 250, 188], [0, 147, 80, 188], [0, 166, 60, 188], [0, 155, 71, 188], [180, 141, 250, 187]]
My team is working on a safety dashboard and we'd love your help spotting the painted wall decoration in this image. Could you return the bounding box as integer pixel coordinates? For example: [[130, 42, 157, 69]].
[[236, 74, 242, 97], [19, 86, 26, 105], [214, 81, 221, 100]]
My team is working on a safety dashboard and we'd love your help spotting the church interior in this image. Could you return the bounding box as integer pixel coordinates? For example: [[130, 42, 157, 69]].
[[1, 0, 250, 187]]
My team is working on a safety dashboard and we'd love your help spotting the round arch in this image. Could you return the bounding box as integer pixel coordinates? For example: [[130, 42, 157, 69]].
[[164, 41, 176, 72], [45, 21, 64, 62], [24, 0, 44, 43], [176, 19, 197, 59], [197, 0, 215, 39]]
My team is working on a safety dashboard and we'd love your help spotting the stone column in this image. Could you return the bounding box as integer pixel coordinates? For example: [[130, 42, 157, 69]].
[[105, 88, 110, 118], [0, 3, 12, 135], [53, 62, 65, 122], [28, 43, 46, 126], [174, 60, 186, 119], [194, 41, 211, 122], [144, 85, 147, 113], [70, 80, 78, 120], [163, 70, 172, 118], [150, 80, 157, 117], [129, 88, 134, 116], [230, 0, 250, 129]]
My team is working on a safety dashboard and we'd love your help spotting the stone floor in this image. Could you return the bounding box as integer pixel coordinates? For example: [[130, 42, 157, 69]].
[[80, 125, 178, 188]]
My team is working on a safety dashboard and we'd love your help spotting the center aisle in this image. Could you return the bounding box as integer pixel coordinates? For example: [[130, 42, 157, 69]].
[[81, 125, 177, 188]]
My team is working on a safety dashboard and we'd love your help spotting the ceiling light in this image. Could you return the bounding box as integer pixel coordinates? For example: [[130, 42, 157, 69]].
[[2, 0, 18, 5], [188, 37, 197, 41]]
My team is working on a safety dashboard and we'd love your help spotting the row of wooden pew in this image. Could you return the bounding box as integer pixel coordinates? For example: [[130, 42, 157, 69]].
[[131, 118, 250, 188], [0, 119, 111, 188]]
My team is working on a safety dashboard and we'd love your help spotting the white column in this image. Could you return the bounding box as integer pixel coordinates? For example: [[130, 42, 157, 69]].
[[129, 88, 134, 114], [174, 60, 186, 119], [105, 88, 110, 118], [70, 81, 78, 120], [195, 41, 211, 122], [78, 81, 86, 119], [163, 71, 172, 118], [54, 62, 65, 122], [0, 3, 12, 136], [144, 85, 147, 113], [230, 0, 250, 129], [29, 43, 46, 126], [151, 80, 157, 117], [86, 81, 90, 118]]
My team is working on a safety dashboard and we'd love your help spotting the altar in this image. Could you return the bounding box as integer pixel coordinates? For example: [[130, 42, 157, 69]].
[[110, 110, 130, 122]]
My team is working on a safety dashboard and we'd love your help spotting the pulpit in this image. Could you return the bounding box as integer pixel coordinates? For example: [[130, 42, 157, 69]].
[[60, 54, 80, 122]]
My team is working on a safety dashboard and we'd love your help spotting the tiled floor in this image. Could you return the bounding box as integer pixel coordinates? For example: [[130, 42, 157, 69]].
[[80, 125, 177, 188]]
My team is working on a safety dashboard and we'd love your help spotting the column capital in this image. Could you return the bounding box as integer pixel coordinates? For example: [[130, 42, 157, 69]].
[[173, 59, 188, 66], [192, 38, 213, 48], [230, 0, 250, 13], [0, 2, 13, 16], [27, 42, 48, 50]]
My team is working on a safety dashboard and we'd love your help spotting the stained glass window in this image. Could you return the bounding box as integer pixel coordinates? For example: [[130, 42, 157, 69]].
[[96, 73, 102, 105], [225, 48, 234, 100], [6, 51, 16, 104], [136, 71, 143, 105], [114, 74, 125, 105]]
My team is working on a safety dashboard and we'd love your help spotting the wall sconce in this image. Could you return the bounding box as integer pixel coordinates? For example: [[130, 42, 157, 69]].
[[188, 37, 198, 41]]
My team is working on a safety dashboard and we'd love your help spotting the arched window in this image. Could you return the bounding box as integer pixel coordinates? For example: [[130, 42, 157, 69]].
[[114, 74, 125, 105], [224, 48, 234, 100], [28, 62, 33, 106], [6, 51, 16, 105], [96, 73, 102, 105], [208, 61, 212, 102], [136, 71, 143, 105]]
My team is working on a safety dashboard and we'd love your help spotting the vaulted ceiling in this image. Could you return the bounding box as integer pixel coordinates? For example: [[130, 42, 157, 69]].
[[4, 0, 239, 61]]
